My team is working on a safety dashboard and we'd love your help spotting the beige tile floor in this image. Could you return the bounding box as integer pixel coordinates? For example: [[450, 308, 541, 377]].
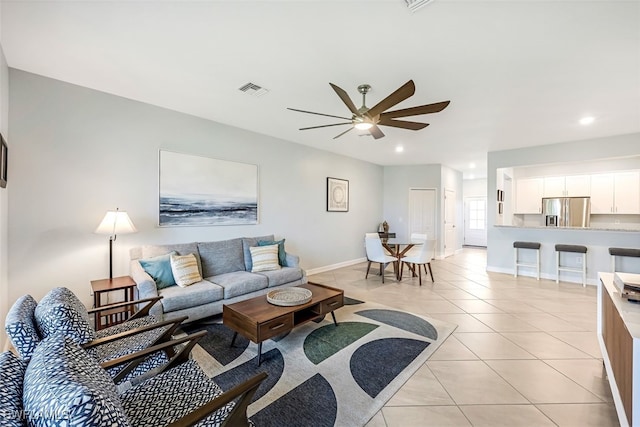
[[308, 247, 620, 427]]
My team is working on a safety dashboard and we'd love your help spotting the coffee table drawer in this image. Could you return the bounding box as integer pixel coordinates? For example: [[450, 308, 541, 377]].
[[320, 295, 343, 314], [258, 314, 293, 340]]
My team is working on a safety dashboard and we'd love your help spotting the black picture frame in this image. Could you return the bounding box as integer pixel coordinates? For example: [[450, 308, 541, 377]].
[[0, 134, 7, 189], [497, 189, 504, 202], [327, 177, 349, 212], [498, 202, 503, 214]]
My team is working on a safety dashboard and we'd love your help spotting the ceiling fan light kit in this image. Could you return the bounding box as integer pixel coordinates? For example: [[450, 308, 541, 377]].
[[288, 80, 449, 140]]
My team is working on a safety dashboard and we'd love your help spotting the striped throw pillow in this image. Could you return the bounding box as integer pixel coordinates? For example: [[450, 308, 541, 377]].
[[250, 244, 281, 273], [170, 253, 202, 287]]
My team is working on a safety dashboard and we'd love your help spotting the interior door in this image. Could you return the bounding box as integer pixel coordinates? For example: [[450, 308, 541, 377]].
[[408, 188, 436, 259], [464, 197, 487, 247], [444, 188, 456, 257]]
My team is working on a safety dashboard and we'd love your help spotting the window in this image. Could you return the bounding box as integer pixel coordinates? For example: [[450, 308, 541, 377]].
[[468, 200, 486, 230]]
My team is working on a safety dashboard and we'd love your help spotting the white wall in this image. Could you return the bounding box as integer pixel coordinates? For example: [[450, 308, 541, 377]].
[[487, 133, 640, 283], [463, 178, 487, 198], [382, 164, 465, 258], [0, 38, 10, 349], [7, 70, 384, 307]]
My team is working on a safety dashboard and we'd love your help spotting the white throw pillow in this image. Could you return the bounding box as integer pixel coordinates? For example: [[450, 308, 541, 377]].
[[250, 244, 281, 272], [170, 253, 202, 287]]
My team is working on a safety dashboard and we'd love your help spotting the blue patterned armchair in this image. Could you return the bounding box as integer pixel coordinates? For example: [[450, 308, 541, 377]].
[[21, 334, 266, 426], [5, 287, 188, 383]]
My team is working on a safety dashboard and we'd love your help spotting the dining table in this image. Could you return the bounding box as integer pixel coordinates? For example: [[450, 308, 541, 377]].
[[381, 238, 424, 280]]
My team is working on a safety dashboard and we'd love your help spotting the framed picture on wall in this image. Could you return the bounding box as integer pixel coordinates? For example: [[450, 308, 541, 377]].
[[327, 177, 349, 212], [158, 150, 258, 226], [0, 134, 7, 189], [498, 202, 503, 214]]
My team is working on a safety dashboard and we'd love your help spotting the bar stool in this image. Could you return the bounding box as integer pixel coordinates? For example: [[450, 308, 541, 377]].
[[513, 241, 541, 280], [609, 247, 640, 272], [555, 244, 587, 287]]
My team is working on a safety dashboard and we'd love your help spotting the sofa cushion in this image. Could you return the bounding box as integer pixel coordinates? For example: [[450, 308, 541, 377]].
[[250, 244, 281, 272], [0, 351, 27, 427], [23, 334, 128, 426], [5, 294, 40, 362], [139, 242, 203, 276], [198, 238, 245, 277], [170, 253, 203, 287], [258, 238, 287, 266], [158, 280, 224, 312], [208, 271, 268, 299], [241, 235, 275, 271], [139, 251, 177, 289], [34, 287, 95, 345], [256, 267, 304, 288]]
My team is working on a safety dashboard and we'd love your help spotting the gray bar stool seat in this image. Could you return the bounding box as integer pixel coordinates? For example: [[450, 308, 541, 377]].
[[513, 241, 541, 280], [555, 244, 587, 286], [609, 247, 640, 272]]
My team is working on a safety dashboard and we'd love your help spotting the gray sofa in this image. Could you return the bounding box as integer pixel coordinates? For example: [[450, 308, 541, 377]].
[[130, 235, 306, 323]]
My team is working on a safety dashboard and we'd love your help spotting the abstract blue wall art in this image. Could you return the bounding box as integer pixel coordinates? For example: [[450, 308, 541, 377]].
[[159, 150, 258, 226]]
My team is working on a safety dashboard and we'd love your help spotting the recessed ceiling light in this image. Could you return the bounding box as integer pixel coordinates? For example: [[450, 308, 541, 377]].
[[395, 146, 404, 153], [469, 162, 476, 169], [579, 116, 595, 125], [468, 173, 475, 179]]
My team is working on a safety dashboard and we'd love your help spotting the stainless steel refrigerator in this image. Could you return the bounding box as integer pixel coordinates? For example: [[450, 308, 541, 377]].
[[542, 197, 591, 227]]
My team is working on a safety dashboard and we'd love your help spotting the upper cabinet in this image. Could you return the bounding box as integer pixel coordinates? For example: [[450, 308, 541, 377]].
[[591, 171, 640, 214], [515, 177, 543, 214], [543, 175, 590, 198]]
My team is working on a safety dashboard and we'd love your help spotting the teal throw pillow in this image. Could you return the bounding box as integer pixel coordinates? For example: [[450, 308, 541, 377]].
[[258, 239, 286, 266], [139, 251, 177, 289]]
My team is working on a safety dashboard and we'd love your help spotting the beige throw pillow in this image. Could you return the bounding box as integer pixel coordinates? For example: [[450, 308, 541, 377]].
[[170, 253, 202, 287], [250, 244, 281, 272]]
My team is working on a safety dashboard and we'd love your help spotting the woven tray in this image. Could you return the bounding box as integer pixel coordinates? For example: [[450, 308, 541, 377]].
[[267, 288, 312, 306]]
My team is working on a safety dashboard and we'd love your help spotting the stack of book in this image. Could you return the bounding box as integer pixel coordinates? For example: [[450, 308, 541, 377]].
[[616, 272, 640, 303]]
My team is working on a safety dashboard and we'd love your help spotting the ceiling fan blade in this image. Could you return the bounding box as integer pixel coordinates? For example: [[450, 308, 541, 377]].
[[378, 118, 429, 130], [329, 83, 359, 115], [300, 122, 353, 130], [369, 125, 385, 139], [288, 108, 352, 121], [380, 101, 450, 119], [365, 80, 416, 118], [333, 127, 354, 139]]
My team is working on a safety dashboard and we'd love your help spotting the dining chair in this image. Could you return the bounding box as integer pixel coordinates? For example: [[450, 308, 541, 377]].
[[365, 233, 397, 283], [400, 233, 434, 286]]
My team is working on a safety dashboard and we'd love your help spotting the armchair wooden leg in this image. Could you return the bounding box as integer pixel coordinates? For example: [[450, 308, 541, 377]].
[[418, 264, 422, 286], [365, 261, 372, 279], [399, 262, 404, 281], [381, 263, 385, 284]]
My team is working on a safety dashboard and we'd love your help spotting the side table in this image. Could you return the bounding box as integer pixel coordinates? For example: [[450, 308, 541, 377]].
[[90, 275, 137, 330]]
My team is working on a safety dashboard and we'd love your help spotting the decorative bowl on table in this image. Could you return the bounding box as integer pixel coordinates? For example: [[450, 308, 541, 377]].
[[267, 288, 312, 306]]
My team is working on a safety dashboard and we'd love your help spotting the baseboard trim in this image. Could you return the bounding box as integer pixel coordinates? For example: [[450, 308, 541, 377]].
[[306, 257, 367, 276], [486, 265, 596, 286]]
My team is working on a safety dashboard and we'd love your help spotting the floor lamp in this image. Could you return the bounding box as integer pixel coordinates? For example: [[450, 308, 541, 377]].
[[95, 208, 137, 279]]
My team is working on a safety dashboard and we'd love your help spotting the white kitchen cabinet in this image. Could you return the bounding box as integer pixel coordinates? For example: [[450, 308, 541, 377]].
[[515, 177, 543, 214], [543, 175, 590, 197], [591, 171, 640, 214]]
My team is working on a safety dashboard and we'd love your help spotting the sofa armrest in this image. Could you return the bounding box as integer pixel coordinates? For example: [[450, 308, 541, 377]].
[[130, 260, 163, 318], [285, 252, 300, 268]]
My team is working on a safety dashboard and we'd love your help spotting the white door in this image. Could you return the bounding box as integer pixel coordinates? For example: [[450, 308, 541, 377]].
[[408, 188, 436, 259], [464, 197, 487, 247], [444, 188, 456, 257]]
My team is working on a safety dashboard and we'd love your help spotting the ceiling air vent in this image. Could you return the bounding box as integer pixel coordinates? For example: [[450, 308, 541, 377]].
[[404, 0, 436, 13], [238, 82, 269, 97]]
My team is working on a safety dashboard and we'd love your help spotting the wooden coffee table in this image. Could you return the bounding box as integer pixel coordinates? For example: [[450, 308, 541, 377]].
[[223, 282, 344, 366]]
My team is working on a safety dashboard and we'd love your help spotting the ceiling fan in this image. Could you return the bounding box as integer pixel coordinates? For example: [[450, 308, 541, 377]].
[[287, 80, 450, 140]]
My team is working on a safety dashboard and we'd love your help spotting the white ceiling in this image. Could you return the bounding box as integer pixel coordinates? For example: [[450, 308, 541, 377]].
[[2, 0, 639, 179]]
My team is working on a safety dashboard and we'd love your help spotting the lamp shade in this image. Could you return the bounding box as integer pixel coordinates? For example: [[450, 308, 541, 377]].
[[95, 210, 137, 236]]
